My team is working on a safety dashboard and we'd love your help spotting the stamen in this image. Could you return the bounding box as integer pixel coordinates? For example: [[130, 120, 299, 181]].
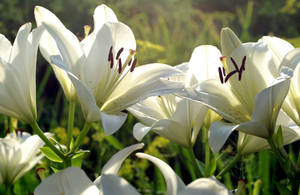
[[118, 59, 122, 74], [108, 46, 114, 68], [222, 67, 226, 76], [116, 47, 124, 59], [129, 49, 136, 55], [127, 58, 132, 67], [130, 58, 137, 72], [108, 46, 113, 61], [84, 25, 91, 38], [218, 67, 224, 83]]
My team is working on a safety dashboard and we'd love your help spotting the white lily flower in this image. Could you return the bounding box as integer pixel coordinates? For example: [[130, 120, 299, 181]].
[[181, 28, 300, 153], [129, 45, 221, 147], [135, 153, 232, 195], [35, 143, 231, 195], [34, 143, 144, 195], [0, 23, 43, 123], [35, 5, 184, 135], [0, 131, 49, 185]]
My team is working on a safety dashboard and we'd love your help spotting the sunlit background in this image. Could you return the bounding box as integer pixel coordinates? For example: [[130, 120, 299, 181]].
[[0, 0, 299, 194]]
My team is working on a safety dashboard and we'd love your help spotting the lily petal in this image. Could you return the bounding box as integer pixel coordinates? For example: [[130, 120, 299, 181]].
[[101, 63, 185, 113], [220, 27, 242, 57], [136, 153, 186, 195], [34, 167, 99, 195], [37, 6, 84, 77], [133, 123, 152, 141], [35, 6, 76, 100], [100, 112, 127, 135], [236, 72, 291, 138], [187, 45, 222, 85], [82, 22, 136, 98], [181, 79, 249, 123], [93, 4, 118, 32], [101, 174, 140, 195], [0, 34, 11, 62], [209, 121, 239, 153], [94, 143, 144, 188], [181, 177, 232, 195], [100, 143, 144, 175], [51, 55, 101, 122]]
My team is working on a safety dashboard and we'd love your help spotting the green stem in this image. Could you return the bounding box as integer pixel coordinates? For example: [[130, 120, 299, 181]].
[[188, 146, 203, 178], [5, 184, 13, 195], [217, 152, 242, 177], [72, 122, 91, 152], [267, 137, 299, 194], [202, 127, 210, 166], [67, 101, 76, 151], [30, 121, 67, 162]]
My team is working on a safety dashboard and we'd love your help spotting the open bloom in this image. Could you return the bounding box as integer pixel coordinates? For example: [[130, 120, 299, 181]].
[[0, 131, 48, 185], [0, 23, 43, 123], [34, 143, 231, 195], [35, 5, 184, 135], [129, 46, 221, 147], [181, 28, 300, 154], [34, 143, 144, 195]]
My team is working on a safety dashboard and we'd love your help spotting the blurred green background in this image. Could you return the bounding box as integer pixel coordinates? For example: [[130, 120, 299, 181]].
[[0, 0, 299, 194]]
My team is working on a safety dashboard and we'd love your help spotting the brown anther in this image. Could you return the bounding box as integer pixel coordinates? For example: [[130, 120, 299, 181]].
[[220, 56, 226, 61], [129, 49, 136, 55], [116, 48, 124, 59], [108, 46, 113, 61], [16, 127, 25, 136], [118, 59, 122, 73], [127, 58, 132, 67], [218, 67, 224, 84], [130, 58, 137, 72]]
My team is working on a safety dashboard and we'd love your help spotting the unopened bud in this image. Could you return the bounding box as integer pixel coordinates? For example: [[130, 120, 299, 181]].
[[220, 27, 242, 57]]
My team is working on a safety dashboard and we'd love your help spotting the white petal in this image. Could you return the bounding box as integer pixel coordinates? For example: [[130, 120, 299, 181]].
[[136, 153, 186, 195], [180, 79, 249, 123], [51, 55, 101, 122], [94, 143, 144, 189], [0, 34, 11, 62], [34, 167, 99, 195], [133, 123, 152, 141], [260, 36, 294, 69], [100, 111, 127, 135], [36, 6, 84, 76], [209, 121, 239, 153], [82, 22, 136, 98], [175, 62, 189, 73], [93, 4, 118, 31], [100, 143, 144, 175], [35, 6, 75, 100], [181, 177, 232, 195], [236, 73, 291, 138], [187, 45, 222, 85], [100, 174, 140, 195], [220, 27, 242, 57], [101, 63, 185, 113]]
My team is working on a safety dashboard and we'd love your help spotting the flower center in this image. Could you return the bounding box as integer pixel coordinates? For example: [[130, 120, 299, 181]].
[[218, 56, 246, 84], [107, 46, 137, 74]]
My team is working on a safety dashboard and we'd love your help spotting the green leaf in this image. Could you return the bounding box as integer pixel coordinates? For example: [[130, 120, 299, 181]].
[[50, 166, 60, 173], [71, 155, 83, 168], [104, 136, 124, 150], [40, 147, 63, 163], [276, 182, 292, 195]]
